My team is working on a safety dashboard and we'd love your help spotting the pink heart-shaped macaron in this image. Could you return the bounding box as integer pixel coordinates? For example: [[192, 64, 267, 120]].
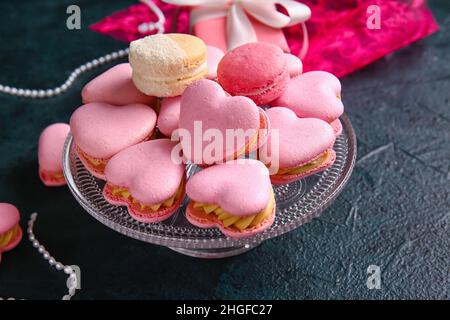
[[185, 159, 275, 239], [38, 123, 70, 187], [0, 203, 22, 253], [206, 46, 225, 80], [82, 63, 156, 106], [157, 96, 181, 138], [285, 53, 303, 78], [70, 102, 157, 179], [271, 71, 344, 124], [260, 107, 336, 184], [103, 139, 186, 223], [179, 79, 269, 165]]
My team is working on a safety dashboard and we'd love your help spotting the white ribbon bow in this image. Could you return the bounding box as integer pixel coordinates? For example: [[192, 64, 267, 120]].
[[162, 0, 311, 58]]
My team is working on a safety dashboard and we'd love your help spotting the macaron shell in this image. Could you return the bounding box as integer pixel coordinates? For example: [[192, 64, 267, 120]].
[[70, 102, 157, 159], [39, 169, 67, 187], [82, 63, 155, 106], [206, 46, 225, 79], [0, 203, 20, 234], [129, 34, 207, 97], [270, 149, 336, 185], [217, 42, 289, 105], [218, 42, 287, 92], [330, 119, 343, 136], [249, 69, 289, 106], [157, 97, 181, 137], [257, 108, 271, 150], [130, 34, 202, 75], [285, 53, 303, 77], [132, 67, 207, 97], [166, 33, 206, 67], [179, 79, 262, 165], [128, 196, 184, 223], [104, 139, 185, 205], [103, 181, 185, 223], [0, 203, 22, 252], [75, 149, 107, 180], [1, 227, 22, 252], [38, 123, 70, 176], [185, 159, 272, 216], [263, 107, 336, 168], [271, 71, 344, 122], [185, 202, 275, 239]]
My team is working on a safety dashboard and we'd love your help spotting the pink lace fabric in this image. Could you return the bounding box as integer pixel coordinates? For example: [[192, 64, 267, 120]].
[[287, 0, 439, 77], [90, 0, 438, 78]]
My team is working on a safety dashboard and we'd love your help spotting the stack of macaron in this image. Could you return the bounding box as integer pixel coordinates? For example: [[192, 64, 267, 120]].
[[67, 33, 345, 239], [70, 102, 157, 180], [37, 57, 159, 187]]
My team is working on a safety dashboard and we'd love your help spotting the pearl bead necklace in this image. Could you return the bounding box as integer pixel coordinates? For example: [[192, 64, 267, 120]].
[[0, 0, 165, 99], [138, 0, 165, 35], [0, 0, 165, 299], [0, 213, 79, 300], [0, 49, 129, 99]]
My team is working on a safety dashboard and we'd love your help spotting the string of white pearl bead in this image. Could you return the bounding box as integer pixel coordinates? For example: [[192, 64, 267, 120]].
[[0, 1, 165, 100], [0, 0, 166, 299], [0, 213, 79, 300], [0, 49, 129, 99]]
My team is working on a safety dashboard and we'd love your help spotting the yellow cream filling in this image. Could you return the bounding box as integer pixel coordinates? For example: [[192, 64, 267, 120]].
[[50, 172, 64, 179], [85, 156, 107, 167], [109, 181, 184, 212], [41, 170, 64, 181], [192, 191, 274, 231], [77, 147, 107, 170], [136, 64, 207, 84], [232, 132, 259, 161], [277, 151, 330, 176], [0, 224, 20, 247], [231, 112, 266, 160], [78, 134, 154, 171]]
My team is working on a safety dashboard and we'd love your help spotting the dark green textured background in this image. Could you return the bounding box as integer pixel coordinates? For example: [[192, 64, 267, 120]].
[[0, 1, 449, 299]]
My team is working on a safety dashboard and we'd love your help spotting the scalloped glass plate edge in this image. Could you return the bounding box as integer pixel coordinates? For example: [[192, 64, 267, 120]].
[[63, 114, 356, 258]]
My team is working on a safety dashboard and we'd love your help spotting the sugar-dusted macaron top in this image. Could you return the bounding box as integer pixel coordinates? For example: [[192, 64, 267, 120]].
[[206, 45, 225, 79], [38, 123, 70, 173], [70, 102, 156, 159], [129, 33, 206, 76], [104, 139, 185, 205], [179, 79, 261, 164], [0, 203, 20, 234], [186, 159, 271, 216], [157, 96, 181, 138], [272, 71, 344, 122], [263, 107, 335, 168], [217, 42, 287, 93], [82, 63, 155, 106]]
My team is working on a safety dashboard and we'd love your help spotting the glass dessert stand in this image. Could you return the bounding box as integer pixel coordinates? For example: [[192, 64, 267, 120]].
[[63, 115, 356, 258]]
